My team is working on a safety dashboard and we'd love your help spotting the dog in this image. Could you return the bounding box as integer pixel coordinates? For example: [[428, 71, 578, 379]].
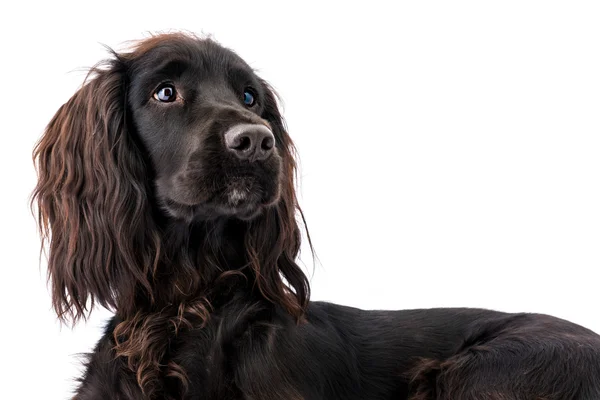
[[33, 32, 600, 399]]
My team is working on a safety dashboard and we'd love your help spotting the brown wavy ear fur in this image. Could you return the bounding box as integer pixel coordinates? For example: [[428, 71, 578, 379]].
[[32, 56, 161, 323], [245, 79, 311, 318]]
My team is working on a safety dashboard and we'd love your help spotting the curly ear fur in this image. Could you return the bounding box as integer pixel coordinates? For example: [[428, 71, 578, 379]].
[[32, 57, 161, 323], [245, 80, 311, 318]]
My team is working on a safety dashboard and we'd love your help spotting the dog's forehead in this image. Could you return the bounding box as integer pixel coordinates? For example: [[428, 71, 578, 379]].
[[129, 37, 251, 79]]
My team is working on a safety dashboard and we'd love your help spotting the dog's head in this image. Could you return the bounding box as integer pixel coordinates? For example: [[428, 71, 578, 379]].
[[127, 36, 286, 221], [33, 33, 309, 324]]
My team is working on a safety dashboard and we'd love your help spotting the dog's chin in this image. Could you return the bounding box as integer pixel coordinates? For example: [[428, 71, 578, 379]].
[[161, 185, 280, 223]]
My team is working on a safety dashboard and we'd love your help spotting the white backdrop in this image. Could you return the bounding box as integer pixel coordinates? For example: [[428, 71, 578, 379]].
[[1, 1, 599, 399]]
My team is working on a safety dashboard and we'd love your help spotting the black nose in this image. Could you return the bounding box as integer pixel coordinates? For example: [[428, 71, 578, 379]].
[[224, 124, 275, 161]]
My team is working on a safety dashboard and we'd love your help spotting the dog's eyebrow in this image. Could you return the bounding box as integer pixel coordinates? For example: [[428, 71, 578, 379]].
[[148, 59, 190, 80], [227, 66, 255, 83]]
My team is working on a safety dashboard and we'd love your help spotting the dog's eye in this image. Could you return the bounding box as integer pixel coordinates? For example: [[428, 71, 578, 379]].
[[154, 84, 178, 103], [243, 88, 256, 107]]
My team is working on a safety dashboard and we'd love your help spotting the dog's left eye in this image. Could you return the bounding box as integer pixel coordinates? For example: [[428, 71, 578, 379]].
[[243, 89, 256, 107], [154, 84, 178, 102]]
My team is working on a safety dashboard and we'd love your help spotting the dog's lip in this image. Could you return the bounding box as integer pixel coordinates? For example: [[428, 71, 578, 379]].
[[162, 172, 278, 220], [162, 195, 265, 221], [164, 188, 264, 210]]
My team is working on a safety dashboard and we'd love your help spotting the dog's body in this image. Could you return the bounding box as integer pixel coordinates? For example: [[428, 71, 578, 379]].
[[81, 303, 600, 400], [33, 33, 600, 399]]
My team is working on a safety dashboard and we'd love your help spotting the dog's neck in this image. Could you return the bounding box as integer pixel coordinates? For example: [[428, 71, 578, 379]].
[[166, 217, 248, 267], [120, 202, 307, 320], [143, 216, 254, 309]]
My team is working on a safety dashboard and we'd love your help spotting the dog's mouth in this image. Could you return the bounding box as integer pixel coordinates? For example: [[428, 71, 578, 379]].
[[160, 173, 280, 222], [225, 176, 257, 204], [222, 173, 281, 213]]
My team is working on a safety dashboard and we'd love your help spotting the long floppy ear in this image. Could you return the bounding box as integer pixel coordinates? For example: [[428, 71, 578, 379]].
[[245, 80, 311, 319], [32, 58, 160, 323]]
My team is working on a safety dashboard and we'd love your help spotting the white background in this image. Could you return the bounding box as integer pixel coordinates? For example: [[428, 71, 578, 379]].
[[1, 1, 599, 398]]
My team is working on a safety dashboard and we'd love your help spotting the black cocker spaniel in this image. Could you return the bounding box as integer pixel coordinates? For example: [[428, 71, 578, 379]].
[[33, 32, 600, 400]]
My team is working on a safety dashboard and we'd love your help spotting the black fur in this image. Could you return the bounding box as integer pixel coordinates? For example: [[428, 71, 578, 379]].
[[82, 303, 600, 399]]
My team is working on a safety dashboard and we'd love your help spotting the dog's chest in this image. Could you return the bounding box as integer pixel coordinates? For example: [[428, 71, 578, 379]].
[[173, 315, 307, 400]]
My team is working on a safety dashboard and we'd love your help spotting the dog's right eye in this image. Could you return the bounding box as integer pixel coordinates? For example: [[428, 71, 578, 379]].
[[153, 84, 178, 103]]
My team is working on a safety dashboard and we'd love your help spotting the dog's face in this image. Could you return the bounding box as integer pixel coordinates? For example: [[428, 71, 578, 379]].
[[126, 39, 282, 221]]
